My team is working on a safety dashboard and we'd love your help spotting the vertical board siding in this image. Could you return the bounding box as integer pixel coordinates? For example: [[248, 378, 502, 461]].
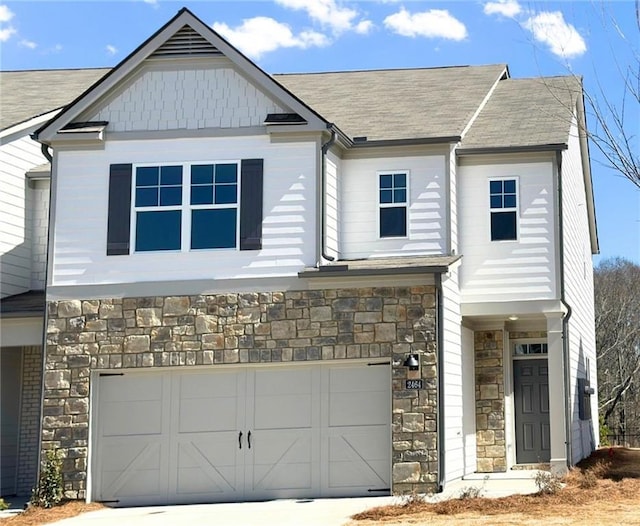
[[461, 327, 477, 475], [340, 155, 446, 259], [442, 267, 465, 482], [562, 115, 598, 462], [30, 179, 50, 290], [0, 134, 46, 297], [89, 65, 285, 132], [50, 136, 317, 287], [459, 161, 557, 303], [325, 152, 340, 260]]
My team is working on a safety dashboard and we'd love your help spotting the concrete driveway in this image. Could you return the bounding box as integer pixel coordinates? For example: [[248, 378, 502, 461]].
[[41, 472, 541, 526]]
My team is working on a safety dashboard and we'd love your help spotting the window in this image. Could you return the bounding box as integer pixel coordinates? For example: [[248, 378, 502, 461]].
[[379, 172, 408, 238], [513, 342, 548, 356], [490, 178, 517, 241], [133, 162, 239, 252]]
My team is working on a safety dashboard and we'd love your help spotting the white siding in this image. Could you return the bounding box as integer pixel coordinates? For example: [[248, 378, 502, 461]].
[[442, 267, 464, 482], [461, 326, 477, 475], [340, 155, 446, 259], [325, 151, 340, 260], [449, 145, 458, 255], [562, 115, 598, 462], [89, 65, 286, 132], [459, 161, 557, 303], [50, 136, 317, 287], [30, 179, 50, 290], [0, 134, 45, 297]]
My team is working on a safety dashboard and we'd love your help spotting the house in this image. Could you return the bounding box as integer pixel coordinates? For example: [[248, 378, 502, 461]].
[[0, 7, 599, 505]]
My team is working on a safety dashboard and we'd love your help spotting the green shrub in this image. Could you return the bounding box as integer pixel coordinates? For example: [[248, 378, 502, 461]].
[[599, 415, 611, 446], [30, 450, 64, 508], [0, 498, 9, 511]]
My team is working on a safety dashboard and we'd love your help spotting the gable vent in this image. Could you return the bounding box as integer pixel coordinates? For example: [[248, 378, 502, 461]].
[[150, 25, 223, 58]]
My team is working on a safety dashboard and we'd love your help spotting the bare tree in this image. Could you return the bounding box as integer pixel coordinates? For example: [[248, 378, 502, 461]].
[[594, 258, 640, 441]]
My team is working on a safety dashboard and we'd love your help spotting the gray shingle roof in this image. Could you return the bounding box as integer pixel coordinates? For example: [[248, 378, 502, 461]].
[[460, 76, 581, 151], [0, 68, 109, 131], [275, 65, 507, 142]]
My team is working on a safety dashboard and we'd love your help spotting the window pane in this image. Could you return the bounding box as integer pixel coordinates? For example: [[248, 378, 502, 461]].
[[489, 180, 502, 194], [491, 211, 517, 241], [504, 179, 516, 193], [394, 173, 406, 188], [215, 184, 237, 204], [161, 166, 182, 185], [136, 210, 181, 251], [394, 189, 406, 203], [160, 186, 182, 206], [380, 189, 392, 204], [191, 208, 237, 249], [380, 206, 406, 237], [380, 174, 392, 189], [191, 165, 214, 185], [136, 187, 158, 207], [504, 195, 517, 208], [215, 164, 237, 184], [191, 186, 213, 205], [490, 195, 502, 209], [137, 167, 158, 187]]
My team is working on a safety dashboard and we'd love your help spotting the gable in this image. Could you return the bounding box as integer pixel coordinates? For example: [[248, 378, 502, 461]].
[[81, 60, 287, 133]]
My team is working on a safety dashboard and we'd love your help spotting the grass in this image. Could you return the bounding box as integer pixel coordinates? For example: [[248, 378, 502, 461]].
[[349, 447, 640, 525]]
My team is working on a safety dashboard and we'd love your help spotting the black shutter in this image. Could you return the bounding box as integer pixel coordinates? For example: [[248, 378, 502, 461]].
[[240, 158, 264, 251], [107, 163, 132, 255]]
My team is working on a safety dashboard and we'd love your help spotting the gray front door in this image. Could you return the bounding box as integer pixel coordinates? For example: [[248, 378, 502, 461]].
[[513, 359, 550, 464]]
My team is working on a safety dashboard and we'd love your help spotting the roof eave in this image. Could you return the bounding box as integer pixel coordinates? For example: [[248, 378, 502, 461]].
[[456, 143, 568, 156]]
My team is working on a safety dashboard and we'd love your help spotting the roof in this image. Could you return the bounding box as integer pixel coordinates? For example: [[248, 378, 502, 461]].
[[0, 68, 110, 131], [460, 76, 581, 151], [275, 65, 507, 142], [0, 290, 45, 317], [299, 255, 461, 278]]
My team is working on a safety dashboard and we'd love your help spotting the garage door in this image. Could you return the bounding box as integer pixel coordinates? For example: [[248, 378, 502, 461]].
[[92, 362, 390, 506]]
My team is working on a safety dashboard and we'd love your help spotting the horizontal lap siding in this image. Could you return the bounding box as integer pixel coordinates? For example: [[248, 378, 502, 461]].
[[562, 116, 598, 462], [0, 135, 45, 297], [459, 161, 557, 303], [340, 155, 446, 259], [50, 137, 317, 288]]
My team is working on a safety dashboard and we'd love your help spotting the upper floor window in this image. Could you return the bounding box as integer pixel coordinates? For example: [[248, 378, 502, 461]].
[[133, 162, 239, 252], [489, 178, 517, 241], [379, 172, 408, 238]]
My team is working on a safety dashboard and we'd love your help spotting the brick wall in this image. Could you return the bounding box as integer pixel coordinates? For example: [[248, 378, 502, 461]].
[[17, 345, 43, 495], [44, 285, 438, 499]]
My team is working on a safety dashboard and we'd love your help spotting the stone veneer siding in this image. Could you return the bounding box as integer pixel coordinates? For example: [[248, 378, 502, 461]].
[[43, 286, 438, 499], [17, 345, 42, 496], [474, 330, 506, 473]]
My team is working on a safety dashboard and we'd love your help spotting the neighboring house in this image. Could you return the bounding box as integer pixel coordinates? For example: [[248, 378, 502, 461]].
[[0, 8, 599, 505], [0, 68, 107, 497]]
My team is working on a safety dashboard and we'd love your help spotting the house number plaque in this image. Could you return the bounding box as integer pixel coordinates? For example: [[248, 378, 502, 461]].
[[405, 379, 423, 389]]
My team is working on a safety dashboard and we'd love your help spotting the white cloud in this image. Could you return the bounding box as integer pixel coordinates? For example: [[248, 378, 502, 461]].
[[484, 0, 521, 18], [275, 0, 371, 35], [213, 16, 330, 59], [355, 20, 373, 35], [106, 44, 117, 55], [523, 11, 586, 58], [143, 0, 158, 5], [384, 8, 467, 40], [19, 38, 36, 49], [0, 4, 14, 23], [0, 25, 15, 42]]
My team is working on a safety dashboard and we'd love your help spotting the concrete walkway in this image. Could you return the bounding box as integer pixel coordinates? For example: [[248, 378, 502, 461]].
[[2, 471, 542, 526]]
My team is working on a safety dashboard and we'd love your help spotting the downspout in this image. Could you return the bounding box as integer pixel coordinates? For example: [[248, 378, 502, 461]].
[[435, 273, 445, 492], [320, 124, 337, 263], [556, 150, 573, 468]]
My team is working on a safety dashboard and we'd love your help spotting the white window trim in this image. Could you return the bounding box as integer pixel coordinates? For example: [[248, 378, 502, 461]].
[[511, 338, 548, 360], [377, 170, 410, 240], [488, 176, 519, 242], [130, 160, 241, 254]]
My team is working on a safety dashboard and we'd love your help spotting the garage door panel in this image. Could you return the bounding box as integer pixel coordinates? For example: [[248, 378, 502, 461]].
[[178, 400, 238, 433], [251, 433, 313, 492], [102, 401, 164, 436], [330, 391, 389, 426], [253, 395, 312, 429], [100, 374, 163, 402], [175, 439, 240, 496]]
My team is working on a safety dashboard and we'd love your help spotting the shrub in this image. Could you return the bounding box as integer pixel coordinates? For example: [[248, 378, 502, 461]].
[[30, 450, 64, 508], [0, 498, 8, 511], [599, 416, 611, 446], [534, 471, 563, 494]]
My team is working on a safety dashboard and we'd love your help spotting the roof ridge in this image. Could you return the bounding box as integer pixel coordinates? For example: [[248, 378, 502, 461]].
[[274, 64, 506, 76]]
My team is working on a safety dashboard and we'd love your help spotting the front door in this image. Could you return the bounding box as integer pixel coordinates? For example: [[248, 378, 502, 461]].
[[513, 359, 550, 464]]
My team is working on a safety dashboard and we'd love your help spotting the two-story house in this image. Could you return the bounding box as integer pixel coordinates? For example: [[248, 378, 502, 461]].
[[1, 8, 598, 505]]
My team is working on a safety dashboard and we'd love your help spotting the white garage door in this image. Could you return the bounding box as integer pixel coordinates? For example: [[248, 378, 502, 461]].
[[92, 362, 390, 506]]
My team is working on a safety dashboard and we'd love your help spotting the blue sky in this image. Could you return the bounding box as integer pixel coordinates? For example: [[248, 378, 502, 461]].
[[1, 0, 638, 264]]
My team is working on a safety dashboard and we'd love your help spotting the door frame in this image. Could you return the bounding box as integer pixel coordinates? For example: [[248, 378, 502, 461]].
[[509, 339, 550, 466]]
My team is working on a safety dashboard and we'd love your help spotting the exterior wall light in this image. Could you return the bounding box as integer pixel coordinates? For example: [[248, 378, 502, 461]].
[[403, 353, 420, 370]]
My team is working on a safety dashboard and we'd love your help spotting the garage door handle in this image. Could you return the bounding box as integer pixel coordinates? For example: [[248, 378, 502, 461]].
[[248, 431, 252, 449], [238, 431, 243, 449]]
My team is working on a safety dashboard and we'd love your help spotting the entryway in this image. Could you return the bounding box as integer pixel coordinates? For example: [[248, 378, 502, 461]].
[[91, 362, 391, 506]]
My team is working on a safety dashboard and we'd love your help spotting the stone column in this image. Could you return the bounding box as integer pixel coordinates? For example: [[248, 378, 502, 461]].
[[546, 313, 568, 475]]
